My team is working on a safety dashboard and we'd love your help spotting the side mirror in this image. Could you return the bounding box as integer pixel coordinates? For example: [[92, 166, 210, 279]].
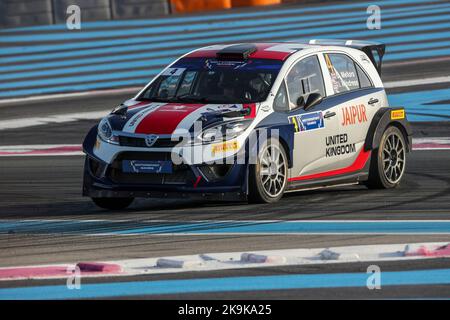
[[304, 93, 323, 110], [296, 96, 305, 108]]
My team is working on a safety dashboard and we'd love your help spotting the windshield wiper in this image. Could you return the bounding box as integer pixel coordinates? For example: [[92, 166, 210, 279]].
[[136, 97, 170, 102], [176, 94, 210, 103]]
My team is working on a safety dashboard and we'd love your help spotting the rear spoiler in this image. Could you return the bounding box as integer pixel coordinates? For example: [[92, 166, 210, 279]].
[[305, 39, 386, 75]]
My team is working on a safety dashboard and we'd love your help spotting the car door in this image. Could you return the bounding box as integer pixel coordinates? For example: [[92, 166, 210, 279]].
[[321, 52, 385, 169], [283, 54, 343, 180]]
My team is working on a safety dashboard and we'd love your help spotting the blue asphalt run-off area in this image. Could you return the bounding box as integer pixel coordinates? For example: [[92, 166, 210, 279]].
[[1, 220, 450, 235], [1, 268, 450, 300]]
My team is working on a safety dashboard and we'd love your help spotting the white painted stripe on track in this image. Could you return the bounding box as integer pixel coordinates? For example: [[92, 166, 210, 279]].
[[0, 87, 140, 106], [0, 152, 84, 157], [0, 110, 108, 130], [0, 144, 83, 157]]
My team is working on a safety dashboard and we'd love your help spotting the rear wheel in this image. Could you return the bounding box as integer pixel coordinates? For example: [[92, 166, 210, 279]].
[[91, 197, 134, 210], [248, 138, 288, 203], [366, 126, 406, 189]]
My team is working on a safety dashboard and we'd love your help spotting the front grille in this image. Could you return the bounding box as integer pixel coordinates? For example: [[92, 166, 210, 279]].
[[198, 164, 233, 182], [88, 157, 106, 178], [108, 152, 194, 185], [119, 136, 183, 148], [110, 170, 164, 184], [114, 151, 170, 163]]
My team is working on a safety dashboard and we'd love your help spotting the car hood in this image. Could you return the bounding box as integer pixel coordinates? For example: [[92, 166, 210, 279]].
[[109, 100, 257, 135]]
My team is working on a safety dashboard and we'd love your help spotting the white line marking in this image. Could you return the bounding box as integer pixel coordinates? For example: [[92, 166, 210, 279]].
[[0, 152, 83, 157], [383, 56, 450, 68], [413, 137, 450, 143], [0, 87, 140, 106], [0, 110, 108, 130], [0, 144, 80, 151], [0, 144, 83, 157], [384, 76, 450, 88]]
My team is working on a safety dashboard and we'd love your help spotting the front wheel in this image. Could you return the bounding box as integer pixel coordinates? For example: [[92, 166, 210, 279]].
[[248, 138, 288, 203], [91, 197, 134, 210], [365, 126, 407, 189]]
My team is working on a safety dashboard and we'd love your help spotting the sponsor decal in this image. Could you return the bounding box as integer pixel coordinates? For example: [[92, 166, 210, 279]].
[[391, 109, 405, 120], [341, 104, 368, 126], [122, 160, 172, 174], [325, 133, 356, 157], [211, 140, 239, 156], [205, 59, 248, 70], [340, 71, 359, 87], [289, 111, 324, 133]]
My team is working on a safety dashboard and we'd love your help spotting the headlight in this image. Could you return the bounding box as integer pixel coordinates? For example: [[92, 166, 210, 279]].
[[198, 120, 252, 143], [98, 118, 119, 145]]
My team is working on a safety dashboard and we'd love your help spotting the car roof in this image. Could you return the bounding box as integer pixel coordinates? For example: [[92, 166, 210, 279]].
[[185, 43, 317, 61]]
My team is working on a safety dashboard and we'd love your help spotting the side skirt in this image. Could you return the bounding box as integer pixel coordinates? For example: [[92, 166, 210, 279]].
[[286, 171, 369, 192]]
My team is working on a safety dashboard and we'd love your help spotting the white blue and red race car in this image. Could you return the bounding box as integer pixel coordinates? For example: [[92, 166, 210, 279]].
[[82, 40, 412, 209]]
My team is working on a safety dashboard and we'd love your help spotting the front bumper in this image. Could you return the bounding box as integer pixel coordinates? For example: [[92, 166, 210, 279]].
[[82, 126, 248, 200]]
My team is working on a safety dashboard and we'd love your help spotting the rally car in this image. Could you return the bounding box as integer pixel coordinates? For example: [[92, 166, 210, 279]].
[[82, 40, 412, 209]]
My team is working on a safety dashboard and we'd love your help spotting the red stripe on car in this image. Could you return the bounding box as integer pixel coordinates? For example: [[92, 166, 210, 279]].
[[288, 148, 371, 182], [134, 103, 205, 134], [185, 43, 293, 61]]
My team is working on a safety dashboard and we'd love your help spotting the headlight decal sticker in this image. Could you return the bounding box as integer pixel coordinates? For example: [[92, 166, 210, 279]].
[[211, 140, 240, 156]]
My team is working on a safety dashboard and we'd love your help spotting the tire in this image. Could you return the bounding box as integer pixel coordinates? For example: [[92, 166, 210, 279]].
[[248, 137, 288, 203], [365, 126, 407, 189], [91, 197, 134, 210]]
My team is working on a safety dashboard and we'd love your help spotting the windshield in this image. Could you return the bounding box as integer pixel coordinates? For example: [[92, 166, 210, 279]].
[[138, 58, 283, 104]]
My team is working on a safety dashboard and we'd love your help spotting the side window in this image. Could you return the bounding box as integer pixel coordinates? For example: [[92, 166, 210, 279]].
[[273, 81, 289, 112], [286, 55, 325, 109], [356, 64, 372, 88], [324, 53, 359, 94]]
